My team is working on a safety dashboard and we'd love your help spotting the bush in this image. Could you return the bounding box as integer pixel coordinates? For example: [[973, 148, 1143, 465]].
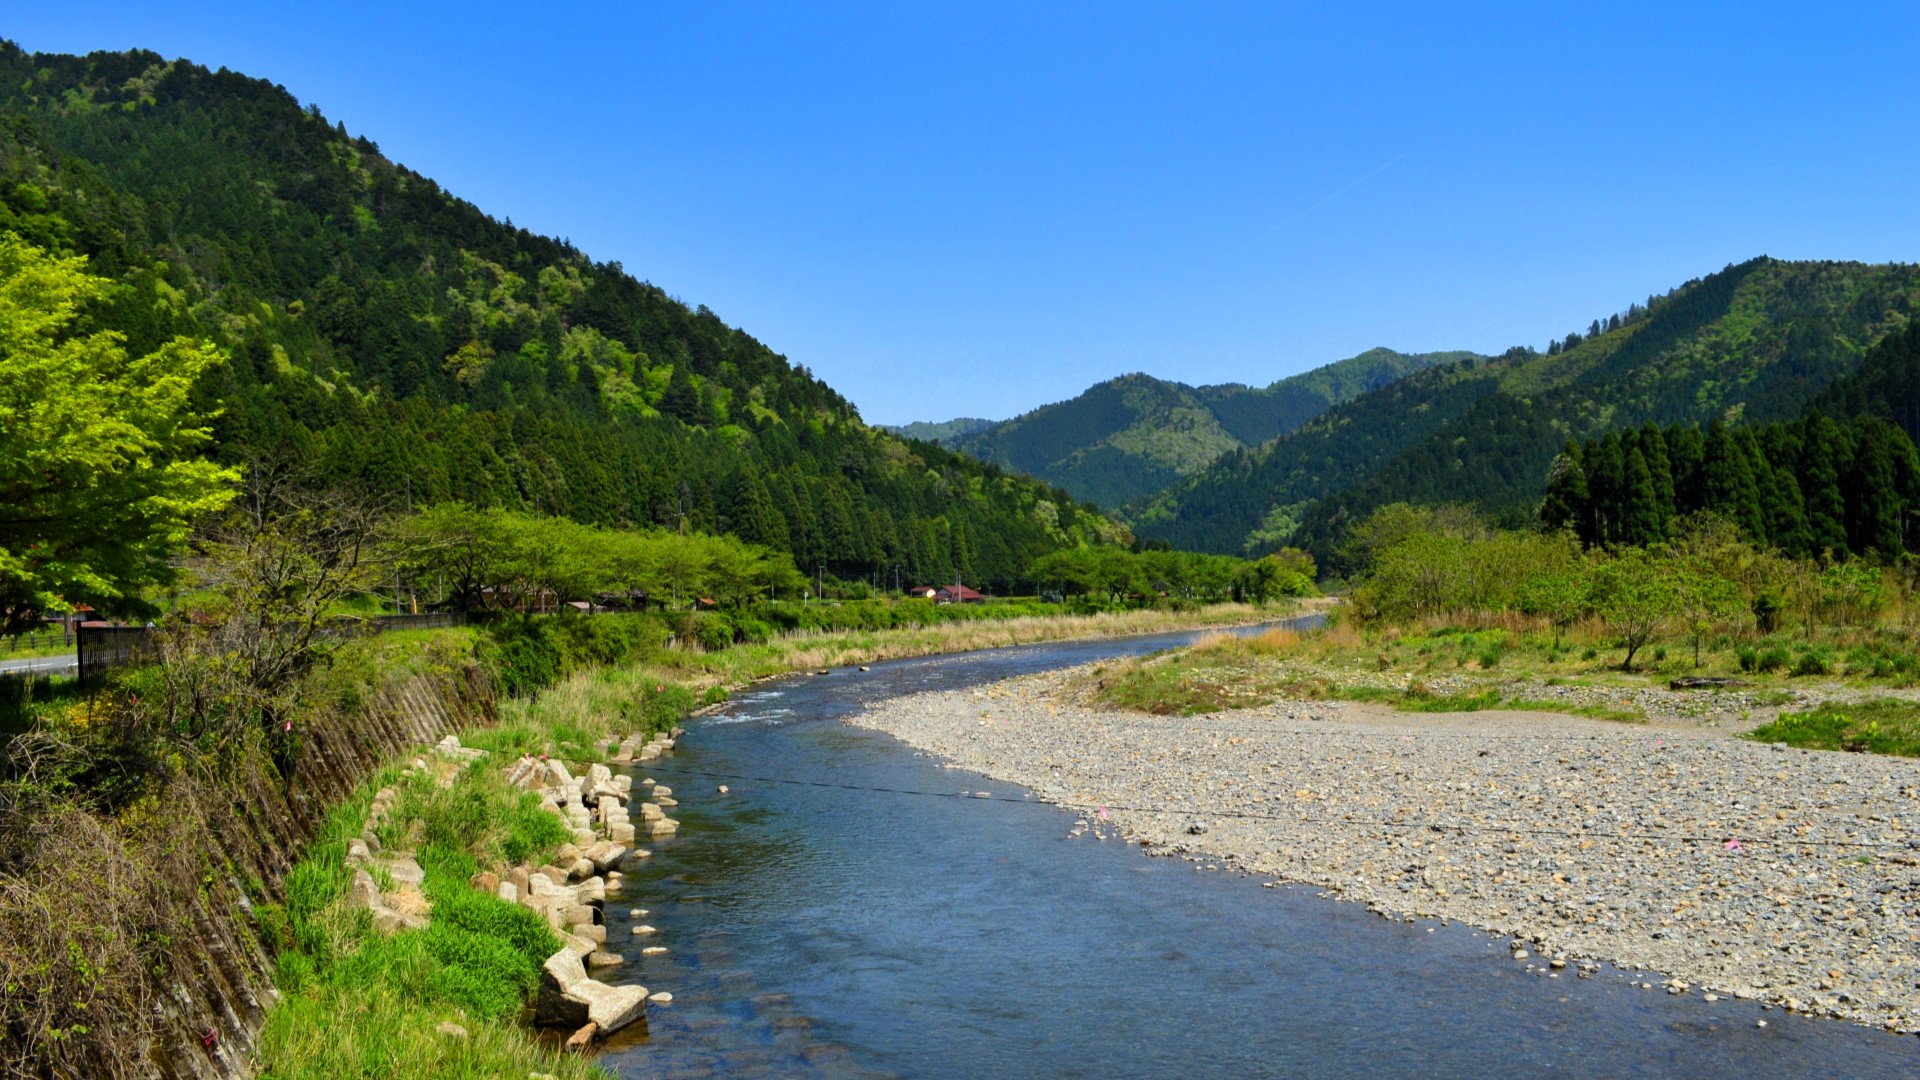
[[732, 616, 774, 644], [1757, 645, 1791, 672], [1736, 644, 1759, 673], [694, 612, 736, 651], [628, 681, 699, 735], [1791, 649, 1833, 677], [480, 617, 561, 697]]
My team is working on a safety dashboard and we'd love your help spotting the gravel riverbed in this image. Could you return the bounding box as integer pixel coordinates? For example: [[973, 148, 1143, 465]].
[[852, 667, 1920, 1034]]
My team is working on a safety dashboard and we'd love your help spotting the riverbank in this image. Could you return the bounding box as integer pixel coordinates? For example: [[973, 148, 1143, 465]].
[[252, 605, 1297, 1075], [641, 601, 1309, 693], [851, 665, 1920, 1035]]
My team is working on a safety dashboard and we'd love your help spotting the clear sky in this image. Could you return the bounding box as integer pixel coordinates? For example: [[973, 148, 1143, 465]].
[[12, 4, 1920, 424]]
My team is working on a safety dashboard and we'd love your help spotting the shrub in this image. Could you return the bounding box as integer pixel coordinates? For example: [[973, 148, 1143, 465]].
[[694, 612, 736, 651], [1736, 645, 1759, 673], [481, 617, 561, 697], [1791, 649, 1832, 677]]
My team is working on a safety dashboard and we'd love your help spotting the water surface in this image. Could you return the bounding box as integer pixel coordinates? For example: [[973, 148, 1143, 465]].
[[599, 626, 1920, 1078]]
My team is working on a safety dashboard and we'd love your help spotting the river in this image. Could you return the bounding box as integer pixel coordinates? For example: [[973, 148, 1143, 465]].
[[596, 624, 1920, 1078]]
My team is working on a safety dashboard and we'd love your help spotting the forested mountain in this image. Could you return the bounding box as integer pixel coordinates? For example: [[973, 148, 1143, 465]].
[[0, 43, 1127, 590], [1137, 258, 1920, 563], [1811, 319, 1920, 443], [887, 417, 996, 444], [1541, 414, 1920, 559], [910, 348, 1473, 509], [1124, 355, 1505, 552]]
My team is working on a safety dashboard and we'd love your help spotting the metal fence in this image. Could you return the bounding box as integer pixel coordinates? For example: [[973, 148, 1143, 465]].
[[1, 626, 76, 656], [76, 625, 159, 687], [71, 611, 479, 686]]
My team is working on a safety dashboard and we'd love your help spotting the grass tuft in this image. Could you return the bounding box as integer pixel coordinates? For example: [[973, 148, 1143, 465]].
[[1746, 699, 1920, 756]]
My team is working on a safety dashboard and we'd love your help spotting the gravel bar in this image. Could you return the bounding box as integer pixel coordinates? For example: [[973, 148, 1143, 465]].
[[852, 667, 1920, 1034]]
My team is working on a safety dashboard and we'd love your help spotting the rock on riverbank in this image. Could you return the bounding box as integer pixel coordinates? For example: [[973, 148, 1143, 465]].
[[852, 670, 1920, 1034]]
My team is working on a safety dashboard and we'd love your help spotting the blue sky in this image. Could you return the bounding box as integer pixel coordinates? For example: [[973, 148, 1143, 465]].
[[13, 4, 1920, 424]]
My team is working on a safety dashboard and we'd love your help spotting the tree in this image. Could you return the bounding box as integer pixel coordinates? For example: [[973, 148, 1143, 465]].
[[1516, 565, 1590, 649], [0, 234, 238, 632], [1702, 422, 1764, 542], [1588, 549, 1680, 671], [1800, 415, 1849, 557], [187, 477, 389, 746], [1623, 446, 1664, 546], [1539, 441, 1587, 535], [1671, 562, 1741, 668]]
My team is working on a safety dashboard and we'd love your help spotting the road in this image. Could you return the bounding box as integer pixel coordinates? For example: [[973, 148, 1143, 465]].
[[0, 654, 78, 677]]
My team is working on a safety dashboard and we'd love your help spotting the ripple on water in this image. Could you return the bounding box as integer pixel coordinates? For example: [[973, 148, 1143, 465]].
[[602, 621, 1920, 1080]]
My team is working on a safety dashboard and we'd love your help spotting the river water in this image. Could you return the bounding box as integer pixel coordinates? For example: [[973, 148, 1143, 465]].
[[597, 625, 1920, 1079]]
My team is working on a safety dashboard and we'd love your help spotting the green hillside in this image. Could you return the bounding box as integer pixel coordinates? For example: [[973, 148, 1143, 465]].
[[0, 43, 1126, 590], [1125, 354, 1505, 552], [922, 348, 1472, 508], [888, 417, 996, 444], [1137, 258, 1920, 562]]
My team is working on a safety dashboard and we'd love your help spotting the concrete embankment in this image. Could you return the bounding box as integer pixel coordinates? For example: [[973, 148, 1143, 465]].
[[1, 663, 492, 1079], [852, 668, 1920, 1036]]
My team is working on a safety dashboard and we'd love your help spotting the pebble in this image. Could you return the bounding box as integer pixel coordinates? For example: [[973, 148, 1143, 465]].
[[851, 665, 1920, 1035]]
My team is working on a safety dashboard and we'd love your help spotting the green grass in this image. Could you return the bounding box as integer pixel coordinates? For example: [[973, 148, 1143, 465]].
[[1502, 699, 1646, 724], [258, 723, 606, 1079], [1745, 699, 1920, 756], [259, 980, 603, 1080]]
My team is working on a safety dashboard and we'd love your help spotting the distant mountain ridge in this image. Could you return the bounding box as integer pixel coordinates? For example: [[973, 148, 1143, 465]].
[[904, 347, 1478, 508], [887, 417, 996, 444], [1130, 257, 1920, 563]]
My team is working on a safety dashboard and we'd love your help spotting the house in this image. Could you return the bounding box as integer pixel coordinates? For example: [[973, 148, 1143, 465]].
[[910, 584, 986, 605]]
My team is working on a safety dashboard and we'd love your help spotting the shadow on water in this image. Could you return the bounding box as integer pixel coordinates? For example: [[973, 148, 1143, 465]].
[[597, 620, 1920, 1079]]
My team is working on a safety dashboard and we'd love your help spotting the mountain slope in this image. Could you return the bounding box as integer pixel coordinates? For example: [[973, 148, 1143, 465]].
[[920, 348, 1474, 508], [1136, 258, 1920, 560], [1125, 354, 1505, 552], [888, 417, 996, 444], [0, 42, 1125, 589]]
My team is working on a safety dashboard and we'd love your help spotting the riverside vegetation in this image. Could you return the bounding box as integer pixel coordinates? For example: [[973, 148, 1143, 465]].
[[1086, 503, 1920, 744], [858, 502, 1920, 1038], [0, 464, 1294, 1076]]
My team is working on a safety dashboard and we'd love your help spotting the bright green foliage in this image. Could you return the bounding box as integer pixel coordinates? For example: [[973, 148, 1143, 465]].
[[1747, 699, 1920, 757], [0, 43, 1123, 592], [396, 502, 807, 611], [1347, 511, 1578, 624], [1025, 545, 1308, 604], [1514, 565, 1590, 648], [0, 233, 237, 629], [1583, 549, 1681, 672]]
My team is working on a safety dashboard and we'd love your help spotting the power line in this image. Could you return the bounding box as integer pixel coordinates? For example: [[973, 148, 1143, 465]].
[[635, 764, 1912, 854]]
